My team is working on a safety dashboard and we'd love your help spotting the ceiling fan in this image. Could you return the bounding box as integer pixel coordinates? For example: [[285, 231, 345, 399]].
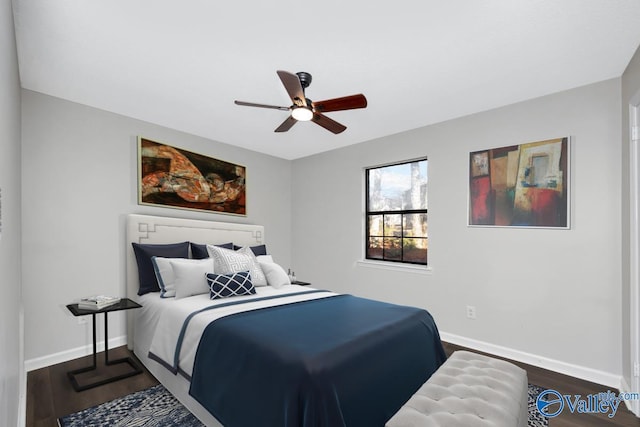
[[234, 70, 367, 134]]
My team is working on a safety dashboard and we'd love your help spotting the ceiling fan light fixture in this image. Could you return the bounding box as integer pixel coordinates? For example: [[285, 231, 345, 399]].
[[235, 70, 367, 134], [291, 107, 313, 121]]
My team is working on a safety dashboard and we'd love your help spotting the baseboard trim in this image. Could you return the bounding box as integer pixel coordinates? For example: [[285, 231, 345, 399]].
[[18, 306, 25, 427], [24, 335, 127, 372], [23, 332, 627, 402], [620, 376, 640, 416], [18, 367, 25, 427], [440, 332, 622, 390]]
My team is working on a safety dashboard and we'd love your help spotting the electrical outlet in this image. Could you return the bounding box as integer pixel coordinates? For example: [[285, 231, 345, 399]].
[[466, 305, 477, 320]]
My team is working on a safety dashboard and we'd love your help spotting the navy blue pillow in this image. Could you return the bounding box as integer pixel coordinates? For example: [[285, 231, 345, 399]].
[[206, 271, 256, 299], [132, 242, 189, 295], [232, 244, 268, 256], [190, 242, 233, 259], [249, 244, 267, 256]]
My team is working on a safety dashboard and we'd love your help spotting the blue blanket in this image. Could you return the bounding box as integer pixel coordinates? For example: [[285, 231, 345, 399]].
[[189, 294, 446, 427]]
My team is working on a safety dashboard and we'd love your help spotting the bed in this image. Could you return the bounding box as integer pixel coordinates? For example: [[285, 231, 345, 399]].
[[126, 214, 446, 427]]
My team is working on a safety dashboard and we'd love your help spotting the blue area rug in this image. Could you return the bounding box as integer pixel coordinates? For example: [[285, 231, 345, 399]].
[[58, 382, 548, 426], [57, 384, 204, 427]]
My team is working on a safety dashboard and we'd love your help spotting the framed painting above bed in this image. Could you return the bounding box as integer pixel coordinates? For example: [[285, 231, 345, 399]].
[[469, 137, 570, 228], [138, 137, 246, 216]]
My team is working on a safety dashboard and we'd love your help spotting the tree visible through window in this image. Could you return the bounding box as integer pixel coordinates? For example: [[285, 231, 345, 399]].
[[366, 159, 428, 265]]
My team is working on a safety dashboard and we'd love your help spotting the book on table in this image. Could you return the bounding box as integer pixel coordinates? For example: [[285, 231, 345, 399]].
[[78, 295, 121, 310]]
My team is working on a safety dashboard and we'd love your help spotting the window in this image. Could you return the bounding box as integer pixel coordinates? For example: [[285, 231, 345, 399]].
[[365, 159, 428, 265]]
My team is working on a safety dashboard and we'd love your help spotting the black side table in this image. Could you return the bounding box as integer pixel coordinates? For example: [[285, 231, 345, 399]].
[[65, 298, 143, 391]]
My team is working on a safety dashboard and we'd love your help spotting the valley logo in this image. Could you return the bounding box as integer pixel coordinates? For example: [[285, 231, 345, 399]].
[[536, 389, 639, 418]]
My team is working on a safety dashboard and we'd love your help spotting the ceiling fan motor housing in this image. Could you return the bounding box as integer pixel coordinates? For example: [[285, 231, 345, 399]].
[[296, 72, 312, 89]]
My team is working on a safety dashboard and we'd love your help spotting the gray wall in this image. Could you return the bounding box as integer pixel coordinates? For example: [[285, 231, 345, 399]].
[[18, 52, 636, 398], [21, 90, 292, 363], [292, 78, 623, 381], [0, 0, 23, 425], [621, 44, 640, 396]]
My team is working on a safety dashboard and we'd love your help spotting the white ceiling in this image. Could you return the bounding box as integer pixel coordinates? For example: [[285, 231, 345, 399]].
[[12, 0, 640, 160]]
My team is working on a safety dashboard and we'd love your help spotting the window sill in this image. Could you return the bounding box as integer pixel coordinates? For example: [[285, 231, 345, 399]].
[[355, 260, 432, 274]]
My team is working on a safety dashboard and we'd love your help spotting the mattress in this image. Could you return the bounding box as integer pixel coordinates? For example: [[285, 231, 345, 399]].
[[136, 284, 445, 427]]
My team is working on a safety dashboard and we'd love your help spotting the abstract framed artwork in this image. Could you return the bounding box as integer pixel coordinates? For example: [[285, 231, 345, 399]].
[[138, 137, 246, 215], [469, 137, 569, 228]]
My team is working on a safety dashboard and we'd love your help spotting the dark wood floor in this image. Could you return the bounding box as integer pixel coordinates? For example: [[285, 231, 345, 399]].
[[26, 346, 158, 427], [27, 343, 639, 426]]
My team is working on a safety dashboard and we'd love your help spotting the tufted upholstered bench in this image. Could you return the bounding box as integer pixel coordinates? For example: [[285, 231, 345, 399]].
[[386, 350, 528, 427]]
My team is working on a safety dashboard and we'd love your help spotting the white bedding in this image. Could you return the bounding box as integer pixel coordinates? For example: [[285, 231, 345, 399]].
[[126, 214, 299, 426], [140, 285, 336, 379]]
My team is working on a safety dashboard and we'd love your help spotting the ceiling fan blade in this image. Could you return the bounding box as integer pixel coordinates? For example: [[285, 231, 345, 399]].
[[312, 112, 347, 134], [276, 70, 307, 107], [274, 116, 298, 133], [312, 94, 367, 113], [234, 100, 290, 111]]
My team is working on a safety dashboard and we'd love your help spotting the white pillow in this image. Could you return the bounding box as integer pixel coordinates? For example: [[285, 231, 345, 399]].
[[207, 245, 267, 286], [170, 258, 214, 299], [256, 254, 274, 264], [151, 256, 177, 298], [257, 259, 291, 289]]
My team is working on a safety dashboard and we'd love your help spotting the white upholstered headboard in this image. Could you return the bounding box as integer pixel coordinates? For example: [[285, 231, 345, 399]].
[[125, 214, 265, 348]]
